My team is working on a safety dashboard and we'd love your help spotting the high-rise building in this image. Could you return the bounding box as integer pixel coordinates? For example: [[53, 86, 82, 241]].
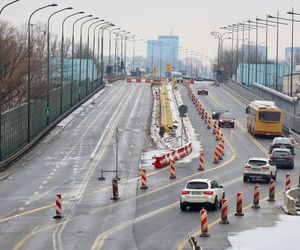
[[147, 35, 179, 76], [285, 47, 300, 64]]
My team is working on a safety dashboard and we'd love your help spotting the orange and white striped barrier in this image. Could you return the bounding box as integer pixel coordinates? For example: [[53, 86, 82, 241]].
[[200, 208, 210, 237], [204, 112, 208, 124], [215, 127, 220, 141], [140, 168, 148, 189], [201, 108, 205, 119], [235, 192, 244, 216], [53, 194, 64, 219], [252, 184, 260, 209], [217, 143, 223, 160], [207, 117, 211, 129], [111, 177, 120, 200], [169, 160, 176, 179], [212, 120, 217, 134], [219, 198, 229, 224], [198, 152, 204, 171], [267, 179, 275, 202], [220, 136, 225, 155], [285, 173, 291, 192], [213, 147, 219, 164]]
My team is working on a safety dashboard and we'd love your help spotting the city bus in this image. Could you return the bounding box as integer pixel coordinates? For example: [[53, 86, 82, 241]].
[[246, 100, 282, 136]]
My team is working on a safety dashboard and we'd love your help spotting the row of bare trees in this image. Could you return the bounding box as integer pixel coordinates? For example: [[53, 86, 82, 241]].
[[0, 20, 96, 112]]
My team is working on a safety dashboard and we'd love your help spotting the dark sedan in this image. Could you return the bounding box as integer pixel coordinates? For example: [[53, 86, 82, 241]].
[[269, 137, 294, 155], [211, 108, 227, 120], [218, 112, 235, 128], [269, 148, 294, 169], [197, 87, 208, 95]]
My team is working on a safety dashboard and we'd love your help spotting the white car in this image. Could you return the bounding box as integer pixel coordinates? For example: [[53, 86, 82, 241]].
[[243, 157, 277, 182], [180, 178, 225, 211]]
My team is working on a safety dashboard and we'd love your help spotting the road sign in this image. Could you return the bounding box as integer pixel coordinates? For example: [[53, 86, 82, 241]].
[[166, 64, 171, 73], [165, 72, 171, 78], [152, 67, 157, 76], [178, 104, 188, 116]]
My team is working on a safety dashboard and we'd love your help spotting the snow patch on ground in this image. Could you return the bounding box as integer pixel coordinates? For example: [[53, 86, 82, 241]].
[[227, 214, 300, 250]]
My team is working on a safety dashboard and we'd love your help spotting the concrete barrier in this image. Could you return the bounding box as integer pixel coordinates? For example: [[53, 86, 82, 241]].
[[282, 187, 300, 215]]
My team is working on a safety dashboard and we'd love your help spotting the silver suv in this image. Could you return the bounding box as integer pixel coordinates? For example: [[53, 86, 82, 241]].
[[180, 178, 225, 211], [243, 157, 277, 182]]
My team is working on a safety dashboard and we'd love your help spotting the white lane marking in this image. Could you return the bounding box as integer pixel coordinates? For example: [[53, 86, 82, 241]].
[[53, 84, 136, 250], [43, 180, 48, 185], [38, 186, 43, 190], [34, 192, 39, 196]]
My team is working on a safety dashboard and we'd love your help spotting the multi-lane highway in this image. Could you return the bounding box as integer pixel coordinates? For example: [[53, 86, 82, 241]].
[[0, 80, 299, 250]]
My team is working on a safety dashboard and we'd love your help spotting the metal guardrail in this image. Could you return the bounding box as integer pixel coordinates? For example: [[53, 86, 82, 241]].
[[0, 81, 108, 171]]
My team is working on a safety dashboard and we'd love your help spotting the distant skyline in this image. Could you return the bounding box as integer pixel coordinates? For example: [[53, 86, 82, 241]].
[[1, 0, 300, 65]]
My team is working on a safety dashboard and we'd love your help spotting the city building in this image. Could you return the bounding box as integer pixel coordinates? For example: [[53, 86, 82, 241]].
[[285, 47, 300, 64], [147, 35, 179, 76]]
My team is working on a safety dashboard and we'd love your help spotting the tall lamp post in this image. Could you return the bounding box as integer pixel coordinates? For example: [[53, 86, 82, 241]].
[[256, 16, 287, 90], [47, 7, 72, 122], [27, 3, 57, 143], [79, 17, 98, 100], [100, 24, 114, 85], [92, 22, 108, 88], [61, 11, 84, 111], [85, 19, 103, 96], [114, 30, 125, 76], [71, 14, 92, 105], [108, 27, 120, 81], [0, 0, 21, 160], [122, 32, 130, 75], [268, 11, 299, 95], [131, 37, 143, 72]]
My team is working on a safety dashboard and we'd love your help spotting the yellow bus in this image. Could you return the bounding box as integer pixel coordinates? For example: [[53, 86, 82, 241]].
[[246, 100, 282, 136]]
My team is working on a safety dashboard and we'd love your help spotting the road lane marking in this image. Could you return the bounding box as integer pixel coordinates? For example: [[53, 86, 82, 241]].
[[0, 93, 237, 227], [12, 85, 239, 249], [91, 177, 241, 250], [200, 86, 268, 156], [176, 187, 292, 250], [52, 84, 137, 250]]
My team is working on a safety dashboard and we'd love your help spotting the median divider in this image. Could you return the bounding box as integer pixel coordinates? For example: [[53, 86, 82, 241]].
[[153, 141, 193, 168]]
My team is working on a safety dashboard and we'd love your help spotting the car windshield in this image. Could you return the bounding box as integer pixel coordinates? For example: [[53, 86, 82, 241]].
[[273, 138, 292, 144], [248, 160, 267, 166], [186, 182, 208, 189], [220, 113, 233, 119], [212, 108, 225, 113], [273, 151, 290, 156]]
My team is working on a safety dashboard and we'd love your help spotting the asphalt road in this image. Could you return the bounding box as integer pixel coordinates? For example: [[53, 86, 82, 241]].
[[0, 80, 298, 250]]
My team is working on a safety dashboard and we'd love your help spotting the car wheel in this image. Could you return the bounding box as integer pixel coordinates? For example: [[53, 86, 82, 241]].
[[290, 164, 294, 169], [180, 203, 187, 211], [232, 125, 235, 128], [243, 176, 248, 182], [212, 197, 219, 210], [272, 172, 277, 180]]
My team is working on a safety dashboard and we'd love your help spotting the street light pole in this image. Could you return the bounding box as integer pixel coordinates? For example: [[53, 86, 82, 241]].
[[47, 7, 72, 119], [86, 19, 103, 96], [0, 0, 21, 160], [108, 28, 120, 81], [27, 3, 57, 142], [91, 22, 106, 91], [79, 17, 98, 100], [61, 11, 83, 111], [71, 15, 92, 105], [100, 24, 114, 85]]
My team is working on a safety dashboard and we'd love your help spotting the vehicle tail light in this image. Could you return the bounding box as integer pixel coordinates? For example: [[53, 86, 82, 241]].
[[262, 166, 270, 170], [287, 156, 293, 160], [203, 191, 213, 195], [219, 120, 223, 123], [270, 155, 276, 159], [245, 164, 251, 169], [181, 190, 190, 195]]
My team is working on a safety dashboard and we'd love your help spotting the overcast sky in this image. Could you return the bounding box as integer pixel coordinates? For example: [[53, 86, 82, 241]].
[[1, 0, 300, 63]]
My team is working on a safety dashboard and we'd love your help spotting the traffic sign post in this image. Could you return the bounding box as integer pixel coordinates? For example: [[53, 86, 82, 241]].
[[178, 104, 188, 146]]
